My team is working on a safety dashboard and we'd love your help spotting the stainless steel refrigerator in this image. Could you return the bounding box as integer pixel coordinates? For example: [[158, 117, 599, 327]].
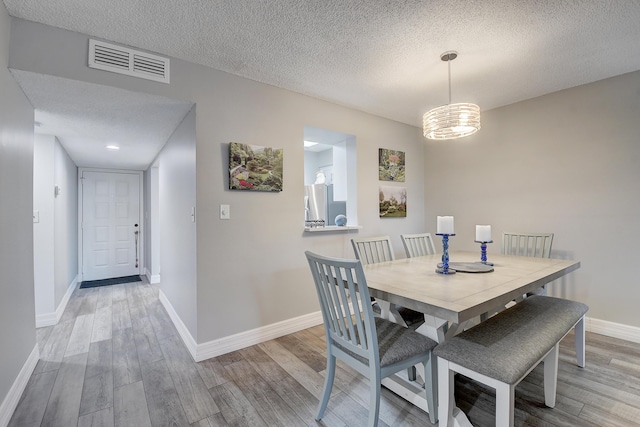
[[304, 184, 327, 224]]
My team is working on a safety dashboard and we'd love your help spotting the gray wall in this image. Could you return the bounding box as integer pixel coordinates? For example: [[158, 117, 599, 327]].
[[8, 18, 428, 345], [53, 137, 78, 305], [157, 107, 197, 336], [0, 3, 36, 409], [424, 70, 640, 327]]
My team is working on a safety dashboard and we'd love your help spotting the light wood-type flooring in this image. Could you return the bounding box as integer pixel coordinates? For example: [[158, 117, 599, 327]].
[[9, 279, 640, 426]]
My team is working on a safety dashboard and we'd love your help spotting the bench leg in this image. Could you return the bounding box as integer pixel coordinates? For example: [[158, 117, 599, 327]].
[[543, 343, 559, 408], [495, 381, 515, 427], [437, 358, 455, 427], [575, 315, 586, 368]]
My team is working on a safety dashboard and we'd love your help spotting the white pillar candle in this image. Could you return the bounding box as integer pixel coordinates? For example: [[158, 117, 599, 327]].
[[437, 216, 454, 234], [476, 225, 492, 242]]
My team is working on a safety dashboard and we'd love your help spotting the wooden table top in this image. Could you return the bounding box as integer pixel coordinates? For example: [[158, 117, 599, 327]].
[[363, 251, 580, 324]]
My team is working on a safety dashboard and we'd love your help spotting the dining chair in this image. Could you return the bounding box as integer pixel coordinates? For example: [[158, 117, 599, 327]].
[[305, 251, 438, 426], [401, 232, 437, 258], [351, 235, 396, 265], [502, 232, 554, 298], [502, 232, 554, 258], [351, 236, 424, 327]]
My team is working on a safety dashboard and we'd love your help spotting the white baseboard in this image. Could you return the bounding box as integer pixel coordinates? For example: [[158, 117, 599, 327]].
[[586, 316, 640, 344], [35, 274, 78, 328], [0, 345, 39, 427], [195, 311, 324, 362], [159, 288, 323, 363], [158, 290, 198, 361], [144, 268, 160, 284]]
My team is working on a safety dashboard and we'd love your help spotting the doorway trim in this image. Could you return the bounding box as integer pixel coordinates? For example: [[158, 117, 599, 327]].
[[78, 167, 144, 282]]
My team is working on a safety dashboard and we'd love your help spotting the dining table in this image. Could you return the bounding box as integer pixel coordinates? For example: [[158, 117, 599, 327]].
[[362, 250, 581, 424]]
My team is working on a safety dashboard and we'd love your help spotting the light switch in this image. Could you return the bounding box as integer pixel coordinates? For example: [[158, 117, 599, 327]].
[[220, 204, 230, 220], [33, 210, 40, 223]]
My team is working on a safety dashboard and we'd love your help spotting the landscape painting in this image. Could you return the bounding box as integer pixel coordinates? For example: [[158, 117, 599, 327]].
[[229, 142, 284, 192], [378, 148, 405, 182], [379, 186, 407, 217]]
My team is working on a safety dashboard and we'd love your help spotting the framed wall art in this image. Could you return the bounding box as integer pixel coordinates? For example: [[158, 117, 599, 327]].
[[379, 186, 406, 217], [229, 142, 283, 192], [378, 148, 405, 182]]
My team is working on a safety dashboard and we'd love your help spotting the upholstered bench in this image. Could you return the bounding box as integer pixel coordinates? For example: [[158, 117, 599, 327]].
[[434, 295, 588, 427]]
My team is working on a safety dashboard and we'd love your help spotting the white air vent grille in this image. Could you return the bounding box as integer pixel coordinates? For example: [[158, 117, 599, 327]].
[[89, 39, 170, 84]]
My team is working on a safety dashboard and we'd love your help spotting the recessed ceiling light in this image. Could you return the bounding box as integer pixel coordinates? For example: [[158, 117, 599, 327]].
[[106, 145, 120, 150], [304, 140, 318, 147]]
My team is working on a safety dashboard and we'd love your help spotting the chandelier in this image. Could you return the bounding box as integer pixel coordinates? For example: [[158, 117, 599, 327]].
[[423, 51, 480, 140]]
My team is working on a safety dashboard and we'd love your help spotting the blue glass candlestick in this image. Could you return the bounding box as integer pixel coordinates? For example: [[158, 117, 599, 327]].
[[436, 233, 456, 274], [475, 240, 494, 266]]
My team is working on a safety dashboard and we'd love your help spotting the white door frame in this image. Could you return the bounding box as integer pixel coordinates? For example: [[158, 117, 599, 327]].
[[78, 167, 144, 282]]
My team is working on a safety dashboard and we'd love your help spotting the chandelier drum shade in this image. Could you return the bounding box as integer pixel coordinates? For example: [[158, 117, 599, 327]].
[[423, 51, 481, 140]]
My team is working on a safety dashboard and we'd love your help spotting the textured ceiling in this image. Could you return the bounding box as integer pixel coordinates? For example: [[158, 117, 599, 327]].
[[12, 70, 193, 170], [5, 0, 640, 167]]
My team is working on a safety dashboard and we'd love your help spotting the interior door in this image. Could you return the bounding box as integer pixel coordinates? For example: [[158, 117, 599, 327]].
[[82, 171, 140, 281]]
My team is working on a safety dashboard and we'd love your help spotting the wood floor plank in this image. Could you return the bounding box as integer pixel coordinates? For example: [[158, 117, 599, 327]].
[[275, 334, 328, 372], [191, 412, 230, 427], [159, 334, 219, 423], [240, 345, 346, 427], [223, 358, 306, 426], [145, 299, 179, 342], [132, 318, 164, 365], [95, 285, 114, 310], [112, 300, 132, 332], [257, 339, 327, 399], [91, 306, 113, 343], [33, 318, 75, 374], [8, 370, 57, 427], [41, 352, 89, 427], [77, 288, 99, 316], [196, 357, 232, 390], [113, 381, 152, 427], [78, 407, 114, 427], [112, 327, 142, 388], [79, 339, 114, 416], [140, 359, 191, 427], [65, 313, 95, 357], [209, 381, 267, 427], [111, 284, 128, 303]]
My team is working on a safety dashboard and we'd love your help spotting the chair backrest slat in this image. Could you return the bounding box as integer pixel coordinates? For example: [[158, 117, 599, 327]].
[[306, 251, 377, 361], [501, 232, 553, 258], [401, 233, 437, 258], [351, 236, 395, 265]]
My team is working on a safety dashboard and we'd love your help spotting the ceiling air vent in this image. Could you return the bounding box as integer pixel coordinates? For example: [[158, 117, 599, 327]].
[[88, 39, 170, 84]]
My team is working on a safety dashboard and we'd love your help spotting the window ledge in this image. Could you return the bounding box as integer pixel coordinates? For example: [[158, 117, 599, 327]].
[[304, 225, 362, 233]]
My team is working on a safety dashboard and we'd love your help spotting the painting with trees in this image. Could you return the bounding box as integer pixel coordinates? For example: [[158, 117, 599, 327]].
[[378, 148, 405, 182], [379, 186, 407, 217], [229, 142, 284, 192]]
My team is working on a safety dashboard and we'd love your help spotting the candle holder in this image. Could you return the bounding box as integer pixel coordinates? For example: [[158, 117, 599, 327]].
[[436, 233, 456, 274], [474, 240, 494, 266]]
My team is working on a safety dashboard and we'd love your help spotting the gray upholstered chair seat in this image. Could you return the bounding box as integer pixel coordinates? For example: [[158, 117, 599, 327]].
[[336, 317, 437, 368]]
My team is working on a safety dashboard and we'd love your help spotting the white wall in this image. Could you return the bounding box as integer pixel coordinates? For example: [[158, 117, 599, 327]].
[[53, 137, 78, 306], [143, 167, 160, 283], [424, 70, 640, 328], [0, 3, 37, 420], [33, 134, 56, 322]]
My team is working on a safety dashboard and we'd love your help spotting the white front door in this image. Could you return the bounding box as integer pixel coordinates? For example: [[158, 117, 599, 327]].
[[82, 171, 140, 281]]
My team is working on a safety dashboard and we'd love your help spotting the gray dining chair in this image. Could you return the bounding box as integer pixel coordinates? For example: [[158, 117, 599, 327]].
[[502, 232, 554, 258], [502, 232, 554, 297], [351, 235, 396, 265], [401, 232, 437, 258], [351, 236, 424, 327], [305, 251, 438, 426]]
